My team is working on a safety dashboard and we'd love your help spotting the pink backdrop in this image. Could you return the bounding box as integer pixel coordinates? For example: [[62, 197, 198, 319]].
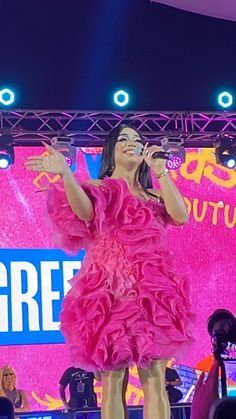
[[0, 147, 235, 409]]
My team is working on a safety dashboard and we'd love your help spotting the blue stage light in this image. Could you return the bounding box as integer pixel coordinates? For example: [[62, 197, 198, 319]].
[[218, 91, 233, 108], [113, 90, 129, 107], [0, 88, 15, 106]]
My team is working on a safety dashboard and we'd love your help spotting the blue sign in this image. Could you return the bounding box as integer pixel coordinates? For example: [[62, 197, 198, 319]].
[[0, 249, 84, 345]]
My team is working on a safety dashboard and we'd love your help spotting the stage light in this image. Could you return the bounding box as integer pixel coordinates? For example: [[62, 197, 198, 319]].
[[51, 136, 77, 172], [0, 135, 15, 169], [218, 91, 233, 108], [0, 155, 11, 169], [215, 137, 236, 169], [226, 158, 236, 168], [113, 90, 129, 107], [161, 137, 186, 170], [0, 88, 15, 106], [166, 155, 182, 170]]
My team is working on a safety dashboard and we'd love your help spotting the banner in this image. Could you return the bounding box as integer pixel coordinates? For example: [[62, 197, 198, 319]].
[[0, 249, 84, 345]]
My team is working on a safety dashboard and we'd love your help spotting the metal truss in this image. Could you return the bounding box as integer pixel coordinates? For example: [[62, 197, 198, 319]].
[[1, 109, 236, 147]]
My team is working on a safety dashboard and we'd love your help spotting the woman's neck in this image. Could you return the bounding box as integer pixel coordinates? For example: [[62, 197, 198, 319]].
[[4, 386, 15, 394], [111, 167, 139, 189]]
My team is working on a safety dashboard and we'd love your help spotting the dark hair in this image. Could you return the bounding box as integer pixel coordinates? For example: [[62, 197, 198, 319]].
[[210, 398, 236, 419], [98, 124, 153, 189]]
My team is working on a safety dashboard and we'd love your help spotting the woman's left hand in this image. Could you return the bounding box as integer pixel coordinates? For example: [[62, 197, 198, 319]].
[[143, 143, 167, 175]]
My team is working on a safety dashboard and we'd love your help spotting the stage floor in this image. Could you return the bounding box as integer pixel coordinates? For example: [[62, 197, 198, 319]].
[[17, 404, 192, 419]]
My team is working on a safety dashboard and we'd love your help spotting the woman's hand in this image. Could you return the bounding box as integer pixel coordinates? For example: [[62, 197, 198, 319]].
[[143, 143, 167, 175], [25, 142, 69, 176]]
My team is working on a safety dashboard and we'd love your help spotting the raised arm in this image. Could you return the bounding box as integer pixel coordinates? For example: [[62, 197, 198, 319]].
[[61, 169, 94, 222], [144, 144, 188, 225], [157, 175, 188, 225], [25, 143, 94, 222]]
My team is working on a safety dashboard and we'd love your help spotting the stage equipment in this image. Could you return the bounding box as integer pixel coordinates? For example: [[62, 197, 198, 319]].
[[0, 135, 15, 169], [2, 110, 236, 148], [207, 308, 236, 396], [218, 91, 233, 109], [161, 136, 186, 170], [113, 90, 129, 107], [0, 88, 15, 106], [48, 136, 77, 172], [215, 136, 236, 169]]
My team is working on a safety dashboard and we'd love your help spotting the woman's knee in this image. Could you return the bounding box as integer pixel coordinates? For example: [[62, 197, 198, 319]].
[[102, 368, 127, 400], [138, 359, 167, 386], [102, 368, 125, 393], [102, 368, 127, 385]]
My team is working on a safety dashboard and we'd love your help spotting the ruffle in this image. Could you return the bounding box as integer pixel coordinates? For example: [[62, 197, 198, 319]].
[[60, 230, 195, 371], [47, 177, 171, 253], [48, 177, 195, 370], [47, 180, 106, 253]]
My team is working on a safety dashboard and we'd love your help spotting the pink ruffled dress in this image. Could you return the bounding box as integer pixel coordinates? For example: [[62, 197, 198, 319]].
[[48, 177, 194, 372]]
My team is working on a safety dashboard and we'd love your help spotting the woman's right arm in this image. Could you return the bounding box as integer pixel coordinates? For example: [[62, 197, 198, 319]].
[[25, 143, 94, 222], [61, 169, 94, 222]]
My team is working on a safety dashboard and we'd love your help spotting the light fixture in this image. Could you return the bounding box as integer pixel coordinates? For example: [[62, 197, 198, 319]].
[[218, 91, 233, 109], [0, 88, 15, 106], [0, 135, 15, 169], [51, 136, 77, 172], [161, 136, 186, 170], [113, 90, 129, 107], [215, 136, 236, 169]]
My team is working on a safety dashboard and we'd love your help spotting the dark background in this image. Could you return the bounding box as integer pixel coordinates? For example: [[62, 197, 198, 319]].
[[1, 0, 236, 110]]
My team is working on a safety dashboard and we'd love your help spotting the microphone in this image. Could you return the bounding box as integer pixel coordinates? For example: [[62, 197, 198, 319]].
[[134, 143, 173, 160], [151, 151, 173, 160]]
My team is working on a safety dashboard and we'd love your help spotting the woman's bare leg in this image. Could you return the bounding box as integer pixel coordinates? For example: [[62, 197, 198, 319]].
[[101, 368, 126, 419], [122, 368, 129, 419], [138, 359, 170, 419]]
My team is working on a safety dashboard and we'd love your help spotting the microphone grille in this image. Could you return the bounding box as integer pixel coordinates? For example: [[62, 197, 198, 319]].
[[134, 143, 144, 156]]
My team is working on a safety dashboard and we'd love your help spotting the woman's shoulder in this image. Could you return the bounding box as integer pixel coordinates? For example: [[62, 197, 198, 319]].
[[16, 388, 24, 394]]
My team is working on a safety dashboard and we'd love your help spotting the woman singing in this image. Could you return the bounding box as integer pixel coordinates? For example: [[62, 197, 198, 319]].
[[25, 125, 194, 419]]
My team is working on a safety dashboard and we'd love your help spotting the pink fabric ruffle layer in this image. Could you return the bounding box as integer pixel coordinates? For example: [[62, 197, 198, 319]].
[[48, 177, 195, 371]]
